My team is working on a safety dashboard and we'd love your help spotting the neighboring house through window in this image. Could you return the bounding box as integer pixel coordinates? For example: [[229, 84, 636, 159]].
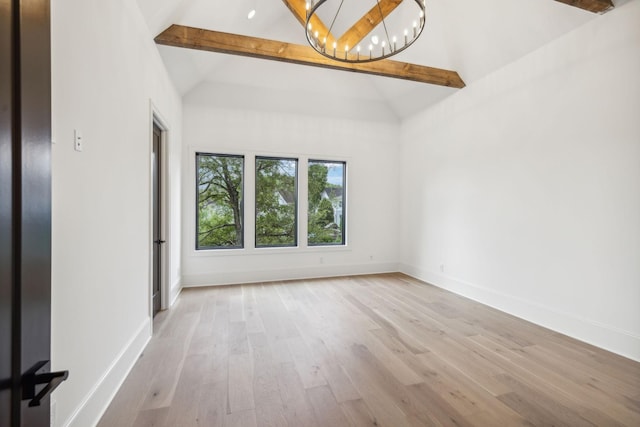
[[308, 160, 346, 246], [195, 154, 345, 250], [255, 156, 298, 248]]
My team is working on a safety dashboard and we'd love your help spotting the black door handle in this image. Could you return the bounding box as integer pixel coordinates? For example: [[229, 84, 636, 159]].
[[154, 240, 166, 244], [22, 361, 69, 407]]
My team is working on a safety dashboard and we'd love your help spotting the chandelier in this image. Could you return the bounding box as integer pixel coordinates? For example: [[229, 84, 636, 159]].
[[305, 0, 426, 63]]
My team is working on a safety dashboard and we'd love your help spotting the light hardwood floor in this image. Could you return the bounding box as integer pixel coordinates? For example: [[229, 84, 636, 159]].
[[98, 273, 640, 427]]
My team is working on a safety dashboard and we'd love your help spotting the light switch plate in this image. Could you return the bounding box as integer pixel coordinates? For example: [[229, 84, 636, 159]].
[[74, 129, 83, 151]]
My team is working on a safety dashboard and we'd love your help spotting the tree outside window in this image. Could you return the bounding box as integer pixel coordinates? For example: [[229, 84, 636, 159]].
[[255, 157, 298, 247], [308, 160, 345, 246], [196, 153, 244, 249]]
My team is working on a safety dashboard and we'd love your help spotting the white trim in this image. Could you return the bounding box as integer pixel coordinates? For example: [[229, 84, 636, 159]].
[[149, 101, 172, 312], [170, 277, 182, 307], [182, 262, 398, 287], [190, 245, 352, 258], [399, 263, 640, 363], [60, 319, 151, 427]]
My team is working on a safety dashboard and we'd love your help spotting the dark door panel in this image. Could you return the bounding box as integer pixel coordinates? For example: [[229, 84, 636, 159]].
[[0, 0, 14, 424], [1, 1, 66, 426], [18, 0, 53, 424]]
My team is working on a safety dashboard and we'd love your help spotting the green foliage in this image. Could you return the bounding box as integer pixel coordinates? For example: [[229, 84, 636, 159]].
[[308, 162, 344, 245], [255, 158, 297, 246], [197, 154, 243, 248], [308, 163, 328, 211], [317, 198, 335, 226], [197, 156, 344, 249]]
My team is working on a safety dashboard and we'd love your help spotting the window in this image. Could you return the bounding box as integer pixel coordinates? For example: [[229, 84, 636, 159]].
[[196, 153, 244, 250], [308, 160, 346, 246], [195, 154, 345, 250], [255, 157, 298, 248]]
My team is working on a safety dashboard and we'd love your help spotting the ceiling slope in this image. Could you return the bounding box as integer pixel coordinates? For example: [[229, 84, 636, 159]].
[[140, 0, 607, 119]]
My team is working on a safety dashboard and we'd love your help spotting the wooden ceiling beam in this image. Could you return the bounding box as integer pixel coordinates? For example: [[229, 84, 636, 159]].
[[336, 0, 403, 50], [155, 25, 465, 88], [554, 0, 614, 13], [280, 0, 337, 48]]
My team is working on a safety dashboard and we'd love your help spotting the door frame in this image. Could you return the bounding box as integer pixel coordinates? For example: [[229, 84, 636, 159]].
[[148, 101, 171, 322]]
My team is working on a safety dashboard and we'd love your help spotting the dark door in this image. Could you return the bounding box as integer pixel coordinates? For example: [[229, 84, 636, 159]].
[[1, 1, 67, 426], [151, 124, 162, 317], [0, 0, 14, 424]]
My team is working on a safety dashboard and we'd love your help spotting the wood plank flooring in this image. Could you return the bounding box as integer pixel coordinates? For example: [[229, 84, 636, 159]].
[[98, 273, 640, 427]]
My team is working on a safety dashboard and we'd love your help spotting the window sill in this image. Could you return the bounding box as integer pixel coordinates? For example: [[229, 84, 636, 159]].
[[191, 245, 351, 257]]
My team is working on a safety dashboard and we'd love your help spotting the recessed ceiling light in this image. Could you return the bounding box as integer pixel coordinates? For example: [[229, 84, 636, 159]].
[[371, 35, 379, 45]]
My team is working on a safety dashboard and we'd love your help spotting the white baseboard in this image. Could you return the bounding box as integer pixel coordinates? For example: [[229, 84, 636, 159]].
[[170, 277, 182, 307], [182, 262, 399, 287], [61, 319, 152, 427], [399, 263, 640, 363]]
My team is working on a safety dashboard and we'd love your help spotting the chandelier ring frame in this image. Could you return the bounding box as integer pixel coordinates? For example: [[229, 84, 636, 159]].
[[305, 0, 426, 64]]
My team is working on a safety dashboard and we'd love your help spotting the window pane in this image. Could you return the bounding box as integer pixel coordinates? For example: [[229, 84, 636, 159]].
[[308, 160, 346, 246], [196, 153, 244, 249], [255, 157, 298, 247]]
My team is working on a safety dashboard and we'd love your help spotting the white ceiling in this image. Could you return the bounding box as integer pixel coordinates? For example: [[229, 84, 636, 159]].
[[136, 0, 605, 121]]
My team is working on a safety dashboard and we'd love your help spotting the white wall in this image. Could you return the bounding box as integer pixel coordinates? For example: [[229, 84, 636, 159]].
[[182, 93, 400, 286], [50, 1, 182, 426], [400, 1, 640, 362]]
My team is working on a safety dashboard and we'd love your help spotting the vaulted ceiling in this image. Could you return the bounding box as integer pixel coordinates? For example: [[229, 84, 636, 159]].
[[136, 0, 616, 121]]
